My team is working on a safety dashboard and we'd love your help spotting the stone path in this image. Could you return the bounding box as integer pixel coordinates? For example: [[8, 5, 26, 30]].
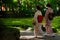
[[20, 31, 60, 40]]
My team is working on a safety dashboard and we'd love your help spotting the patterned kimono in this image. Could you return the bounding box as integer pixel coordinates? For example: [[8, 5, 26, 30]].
[[45, 7, 53, 34], [33, 10, 43, 36]]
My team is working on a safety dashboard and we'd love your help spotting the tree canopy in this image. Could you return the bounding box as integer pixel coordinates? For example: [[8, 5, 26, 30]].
[[1, 0, 60, 18]]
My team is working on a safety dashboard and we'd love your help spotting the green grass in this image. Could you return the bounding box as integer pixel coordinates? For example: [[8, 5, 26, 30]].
[[0, 18, 33, 27], [0, 16, 60, 33]]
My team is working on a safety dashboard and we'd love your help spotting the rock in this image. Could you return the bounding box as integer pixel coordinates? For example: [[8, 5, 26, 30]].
[[0, 28, 20, 40]]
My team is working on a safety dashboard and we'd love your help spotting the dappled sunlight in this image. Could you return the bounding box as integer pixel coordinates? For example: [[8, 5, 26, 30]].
[[0, 0, 60, 40]]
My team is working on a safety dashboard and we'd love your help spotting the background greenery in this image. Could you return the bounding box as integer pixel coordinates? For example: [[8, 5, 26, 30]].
[[0, 0, 60, 33], [1, 0, 60, 18], [0, 16, 60, 33]]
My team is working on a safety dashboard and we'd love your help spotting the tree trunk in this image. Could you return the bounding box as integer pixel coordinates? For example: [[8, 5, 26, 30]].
[[5, 4, 7, 11], [17, 0, 21, 13], [0, 0, 2, 11]]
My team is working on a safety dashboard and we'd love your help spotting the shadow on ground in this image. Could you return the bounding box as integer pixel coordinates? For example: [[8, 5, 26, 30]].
[[0, 19, 20, 40]]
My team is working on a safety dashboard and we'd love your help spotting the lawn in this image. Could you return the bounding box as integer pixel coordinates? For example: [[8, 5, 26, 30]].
[[0, 18, 33, 28], [0, 16, 60, 33]]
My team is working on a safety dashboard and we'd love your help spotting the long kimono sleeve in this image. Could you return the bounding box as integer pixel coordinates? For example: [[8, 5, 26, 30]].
[[45, 9, 49, 20]]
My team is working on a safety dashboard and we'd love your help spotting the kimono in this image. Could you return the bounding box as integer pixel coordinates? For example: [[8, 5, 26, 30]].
[[45, 7, 53, 34], [33, 10, 43, 36]]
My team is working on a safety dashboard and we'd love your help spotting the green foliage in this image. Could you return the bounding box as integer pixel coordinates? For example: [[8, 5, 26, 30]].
[[2, 0, 60, 17], [51, 16, 60, 33]]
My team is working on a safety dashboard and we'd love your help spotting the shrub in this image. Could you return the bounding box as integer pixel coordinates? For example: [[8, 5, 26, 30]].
[[51, 16, 60, 33]]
